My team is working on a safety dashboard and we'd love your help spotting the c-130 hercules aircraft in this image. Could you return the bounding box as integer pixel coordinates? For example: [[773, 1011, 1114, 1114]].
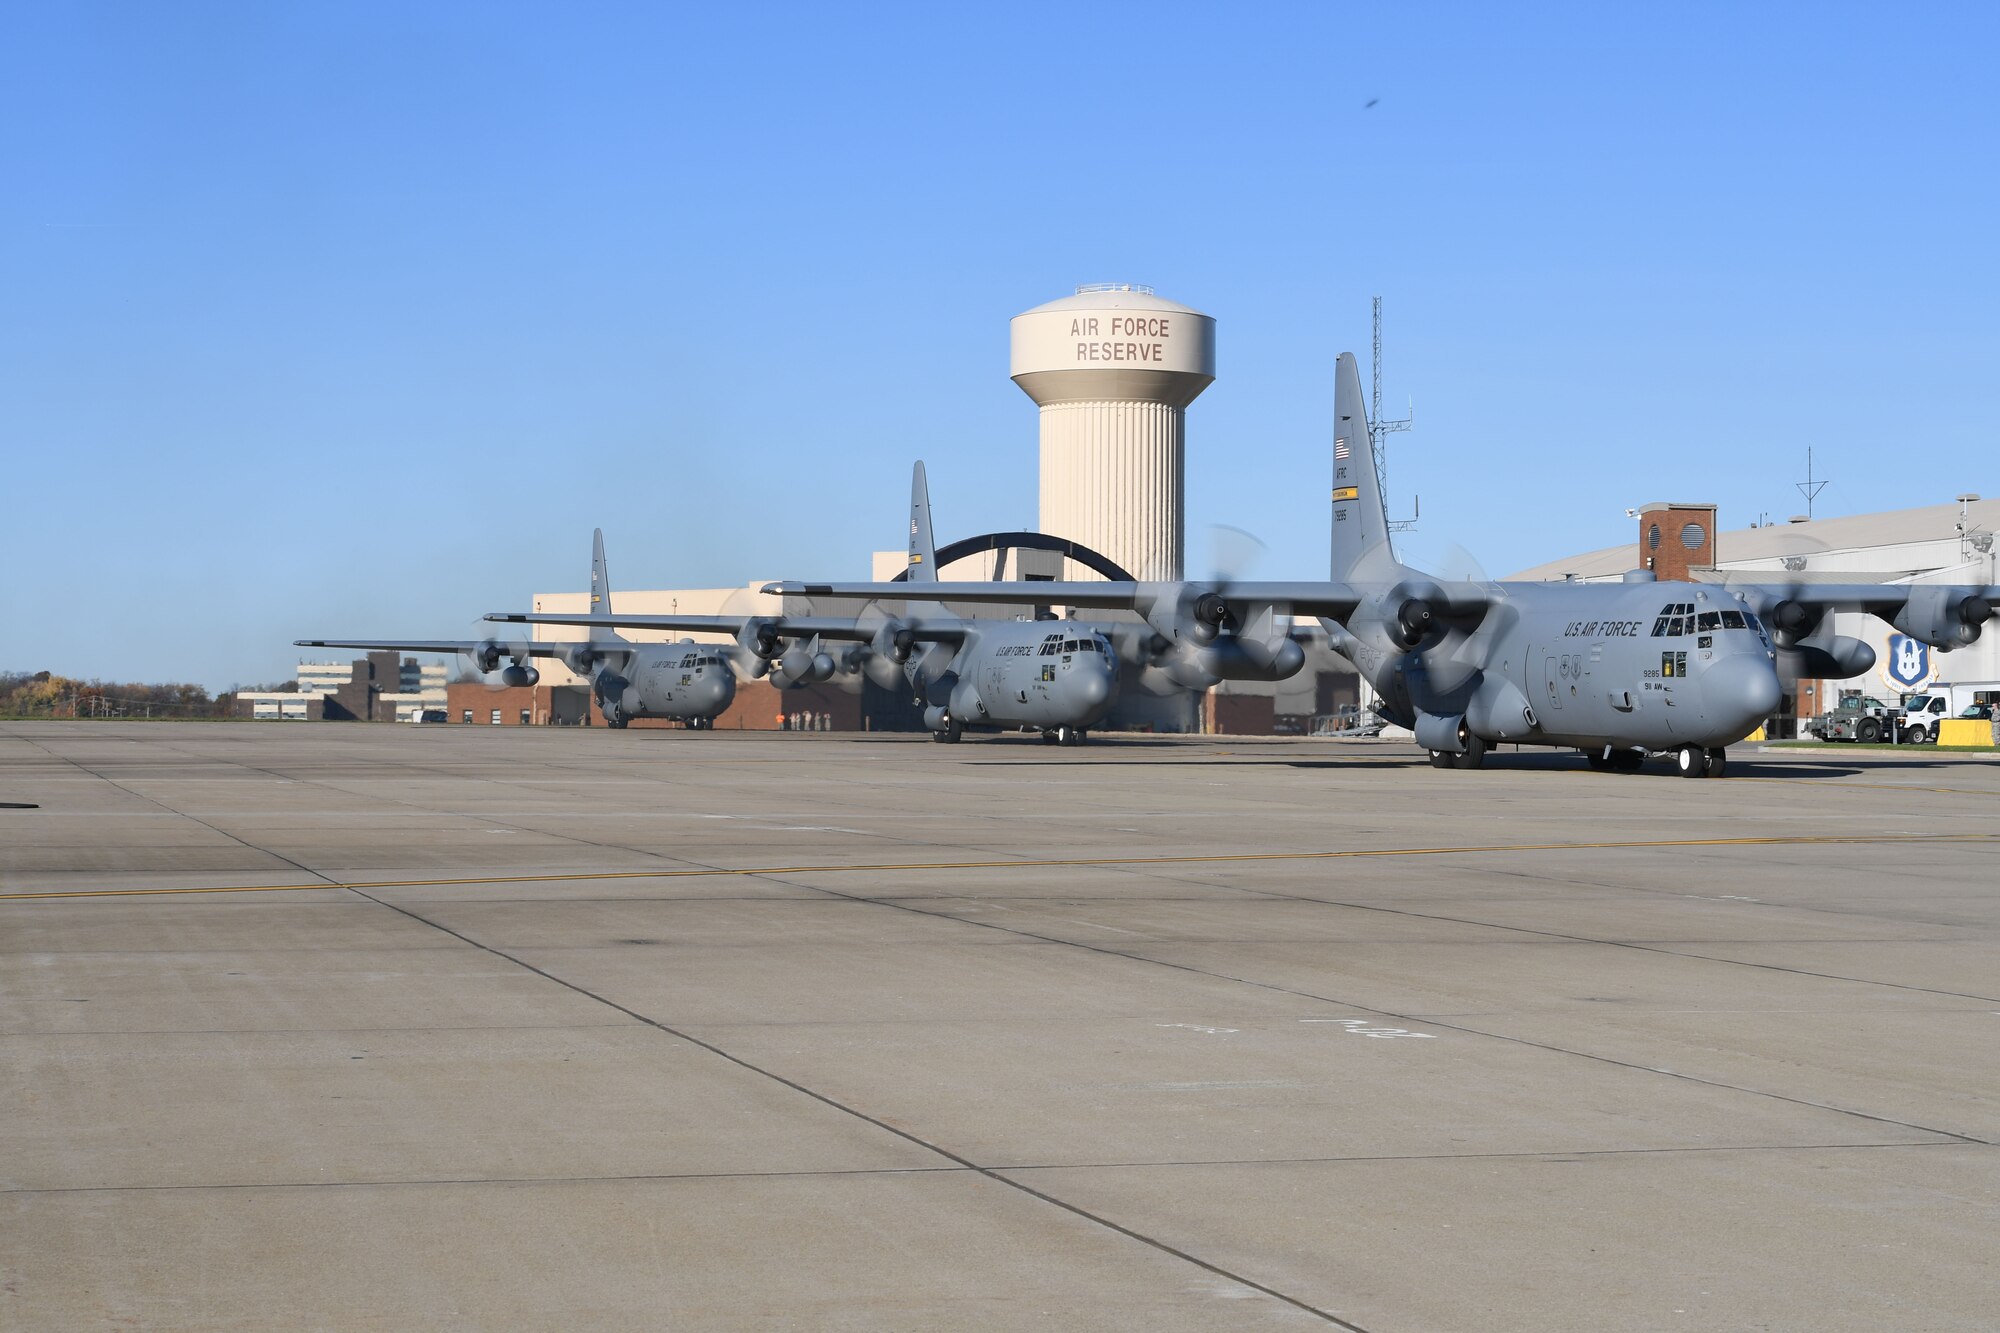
[[300, 531, 739, 727], [491, 463, 1121, 744], [775, 353, 1999, 777]]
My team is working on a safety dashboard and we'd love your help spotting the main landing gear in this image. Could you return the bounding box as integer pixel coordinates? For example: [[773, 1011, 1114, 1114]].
[[1426, 735, 1487, 770], [1585, 747, 1644, 773], [930, 716, 963, 744], [1041, 725, 1088, 747]]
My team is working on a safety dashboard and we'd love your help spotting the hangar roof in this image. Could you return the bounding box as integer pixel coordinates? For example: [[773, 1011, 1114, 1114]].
[[1509, 496, 2000, 582]]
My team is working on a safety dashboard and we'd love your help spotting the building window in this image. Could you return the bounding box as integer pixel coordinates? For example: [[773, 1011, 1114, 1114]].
[[462, 709, 473, 724], [519, 709, 531, 726], [1680, 523, 1707, 551], [1648, 523, 1662, 551], [490, 709, 502, 725]]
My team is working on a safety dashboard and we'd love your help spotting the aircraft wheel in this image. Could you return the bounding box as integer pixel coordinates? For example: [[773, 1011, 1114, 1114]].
[[935, 717, 963, 744], [1451, 736, 1488, 770], [1428, 749, 1452, 769], [1057, 725, 1079, 746], [1585, 750, 1612, 772], [1675, 744, 1707, 778], [1703, 747, 1728, 778], [1076, 730, 1089, 745], [1041, 730, 1060, 745], [606, 717, 629, 730]]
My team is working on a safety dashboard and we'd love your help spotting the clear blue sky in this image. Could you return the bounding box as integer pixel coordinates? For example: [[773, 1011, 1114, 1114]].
[[5, 3, 1996, 689]]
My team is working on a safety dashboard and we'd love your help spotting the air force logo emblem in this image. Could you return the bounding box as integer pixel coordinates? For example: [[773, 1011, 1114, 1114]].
[[1885, 634, 1931, 689]]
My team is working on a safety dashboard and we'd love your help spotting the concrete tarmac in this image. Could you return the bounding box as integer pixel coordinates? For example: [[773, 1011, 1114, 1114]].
[[2, 721, 1996, 1331]]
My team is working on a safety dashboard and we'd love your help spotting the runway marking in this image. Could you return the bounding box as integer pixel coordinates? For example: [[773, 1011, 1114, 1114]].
[[1301, 1018, 1438, 1039], [5, 831, 1998, 902]]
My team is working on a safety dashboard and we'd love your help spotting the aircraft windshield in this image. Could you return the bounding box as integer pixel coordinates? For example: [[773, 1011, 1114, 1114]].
[[1651, 602, 1697, 636], [1720, 610, 1746, 629]]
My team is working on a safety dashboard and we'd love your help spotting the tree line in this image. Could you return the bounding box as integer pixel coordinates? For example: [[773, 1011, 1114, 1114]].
[[0, 671, 277, 719]]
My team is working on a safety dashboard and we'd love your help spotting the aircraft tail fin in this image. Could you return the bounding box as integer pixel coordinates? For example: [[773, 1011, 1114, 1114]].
[[1330, 351, 1401, 580], [908, 461, 938, 582], [588, 528, 619, 642]]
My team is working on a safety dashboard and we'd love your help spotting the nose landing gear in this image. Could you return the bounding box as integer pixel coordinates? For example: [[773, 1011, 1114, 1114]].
[[1674, 744, 1729, 778]]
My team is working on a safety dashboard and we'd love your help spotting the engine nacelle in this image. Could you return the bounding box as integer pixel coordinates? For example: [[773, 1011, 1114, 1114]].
[[864, 620, 917, 665], [472, 640, 506, 674], [1784, 635, 1876, 680], [1395, 597, 1437, 647], [499, 663, 539, 688], [1413, 711, 1469, 754], [1196, 637, 1306, 682], [1891, 587, 1991, 648], [774, 642, 839, 687], [738, 619, 783, 660], [1768, 599, 1823, 647], [1189, 592, 1231, 645]]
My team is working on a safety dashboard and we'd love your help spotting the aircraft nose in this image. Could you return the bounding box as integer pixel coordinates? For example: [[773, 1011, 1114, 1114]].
[[1703, 653, 1781, 730], [1077, 659, 1116, 710]]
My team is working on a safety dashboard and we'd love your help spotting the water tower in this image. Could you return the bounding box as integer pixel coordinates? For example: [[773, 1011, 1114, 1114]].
[[1011, 285, 1216, 581]]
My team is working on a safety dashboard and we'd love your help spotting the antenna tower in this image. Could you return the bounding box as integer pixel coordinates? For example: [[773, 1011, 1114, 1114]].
[[1794, 447, 1829, 520], [1371, 296, 1417, 532]]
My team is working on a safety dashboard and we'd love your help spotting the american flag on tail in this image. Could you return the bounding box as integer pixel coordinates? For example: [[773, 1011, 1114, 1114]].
[[1334, 436, 1351, 461]]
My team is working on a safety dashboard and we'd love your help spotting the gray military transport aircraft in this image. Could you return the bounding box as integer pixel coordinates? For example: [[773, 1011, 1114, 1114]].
[[299, 531, 736, 728], [487, 463, 1120, 744], [772, 354, 1999, 777]]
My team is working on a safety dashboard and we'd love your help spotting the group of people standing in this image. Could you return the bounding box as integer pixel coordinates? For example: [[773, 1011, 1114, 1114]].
[[781, 711, 831, 732]]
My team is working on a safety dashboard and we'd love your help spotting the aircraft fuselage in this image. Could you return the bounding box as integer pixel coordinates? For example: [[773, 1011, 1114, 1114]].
[[1336, 579, 1783, 754], [586, 638, 736, 727], [921, 619, 1119, 734]]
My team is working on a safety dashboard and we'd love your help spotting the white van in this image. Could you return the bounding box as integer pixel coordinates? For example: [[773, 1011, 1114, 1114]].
[[1900, 682, 2000, 744]]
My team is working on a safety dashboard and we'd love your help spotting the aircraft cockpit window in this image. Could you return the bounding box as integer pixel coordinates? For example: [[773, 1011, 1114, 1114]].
[[1061, 640, 1076, 652], [1720, 610, 1746, 630], [1697, 612, 1720, 632], [1652, 616, 1671, 637]]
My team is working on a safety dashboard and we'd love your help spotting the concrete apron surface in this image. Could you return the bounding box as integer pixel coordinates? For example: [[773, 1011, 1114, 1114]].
[[2, 722, 1997, 1331]]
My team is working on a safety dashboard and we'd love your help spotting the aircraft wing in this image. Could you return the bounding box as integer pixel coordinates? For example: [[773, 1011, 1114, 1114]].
[[481, 612, 968, 647], [766, 579, 1168, 609], [760, 578, 1481, 620], [1728, 582, 2000, 614], [294, 637, 605, 660]]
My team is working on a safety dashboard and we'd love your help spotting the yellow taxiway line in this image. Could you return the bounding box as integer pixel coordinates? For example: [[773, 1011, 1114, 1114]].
[[4, 831, 1996, 902]]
